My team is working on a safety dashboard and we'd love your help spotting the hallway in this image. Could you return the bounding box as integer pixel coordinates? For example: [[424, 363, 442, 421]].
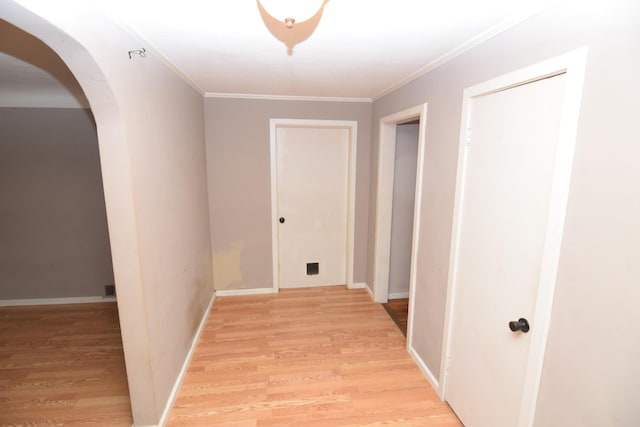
[[168, 286, 460, 426]]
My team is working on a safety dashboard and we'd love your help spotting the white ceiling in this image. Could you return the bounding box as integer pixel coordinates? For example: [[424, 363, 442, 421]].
[[1, 0, 561, 106]]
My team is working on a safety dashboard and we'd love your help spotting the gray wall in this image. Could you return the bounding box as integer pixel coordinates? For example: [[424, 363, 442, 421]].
[[371, 0, 640, 424], [0, 107, 113, 300], [388, 123, 418, 297], [205, 97, 372, 290]]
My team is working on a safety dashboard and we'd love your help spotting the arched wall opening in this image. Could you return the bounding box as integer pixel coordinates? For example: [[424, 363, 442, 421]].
[[1, 2, 158, 425]]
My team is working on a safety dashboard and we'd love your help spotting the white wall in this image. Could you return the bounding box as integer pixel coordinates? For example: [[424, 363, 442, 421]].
[[371, 0, 640, 424], [2, 2, 214, 425], [388, 123, 419, 298]]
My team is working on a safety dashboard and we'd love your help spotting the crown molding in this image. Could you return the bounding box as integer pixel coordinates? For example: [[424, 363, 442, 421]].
[[372, 1, 562, 101], [205, 92, 372, 103]]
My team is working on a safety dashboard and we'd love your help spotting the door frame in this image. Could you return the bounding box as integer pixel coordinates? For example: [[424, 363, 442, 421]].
[[373, 104, 432, 383], [269, 118, 358, 292], [372, 104, 427, 304], [373, 104, 428, 304], [440, 47, 588, 426]]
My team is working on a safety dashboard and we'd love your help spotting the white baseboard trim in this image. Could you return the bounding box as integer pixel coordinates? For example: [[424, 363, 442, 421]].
[[215, 287, 276, 297], [157, 291, 216, 427], [388, 291, 410, 300], [408, 345, 442, 399], [0, 296, 116, 307], [363, 283, 375, 300], [347, 282, 366, 290]]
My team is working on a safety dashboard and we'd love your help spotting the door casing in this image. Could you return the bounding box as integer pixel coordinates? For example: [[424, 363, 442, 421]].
[[269, 118, 358, 292], [440, 47, 588, 426], [373, 104, 436, 388]]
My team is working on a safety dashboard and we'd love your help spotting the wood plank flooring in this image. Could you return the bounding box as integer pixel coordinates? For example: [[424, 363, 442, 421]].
[[0, 302, 132, 426], [168, 286, 460, 426], [382, 299, 409, 337]]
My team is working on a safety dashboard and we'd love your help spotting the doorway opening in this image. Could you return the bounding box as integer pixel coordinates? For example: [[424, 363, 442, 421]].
[[373, 104, 427, 346], [0, 18, 131, 425]]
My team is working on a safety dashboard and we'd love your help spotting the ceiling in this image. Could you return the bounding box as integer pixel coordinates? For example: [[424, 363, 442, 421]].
[[1, 0, 561, 106]]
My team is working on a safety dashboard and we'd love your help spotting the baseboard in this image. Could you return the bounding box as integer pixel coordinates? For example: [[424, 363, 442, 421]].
[[363, 283, 375, 300], [408, 345, 441, 399], [347, 282, 366, 290], [388, 291, 410, 300], [157, 291, 216, 427], [215, 287, 276, 297], [0, 296, 117, 307], [217, 285, 366, 296]]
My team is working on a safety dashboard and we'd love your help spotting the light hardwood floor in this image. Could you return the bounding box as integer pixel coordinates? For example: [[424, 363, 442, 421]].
[[1, 288, 460, 426], [0, 302, 132, 426], [168, 286, 461, 426]]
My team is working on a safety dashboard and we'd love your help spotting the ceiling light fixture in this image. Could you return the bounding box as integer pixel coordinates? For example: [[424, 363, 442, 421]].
[[257, 0, 326, 29]]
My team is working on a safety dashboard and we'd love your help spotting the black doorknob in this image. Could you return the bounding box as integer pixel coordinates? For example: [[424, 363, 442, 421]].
[[279, 217, 285, 224], [509, 318, 530, 333]]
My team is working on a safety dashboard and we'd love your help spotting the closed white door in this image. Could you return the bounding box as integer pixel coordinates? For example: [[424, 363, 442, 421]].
[[446, 74, 566, 426], [275, 126, 349, 288]]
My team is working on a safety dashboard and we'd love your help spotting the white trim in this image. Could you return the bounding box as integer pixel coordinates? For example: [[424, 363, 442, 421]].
[[364, 283, 375, 300], [271, 282, 344, 290], [374, 104, 433, 397], [0, 296, 116, 306], [157, 292, 216, 427], [215, 288, 277, 297], [373, 0, 561, 101], [406, 105, 428, 361], [408, 346, 440, 393], [269, 119, 358, 292], [346, 123, 358, 290], [347, 282, 366, 290], [270, 120, 280, 294], [439, 47, 588, 426], [388, 291, 410, 300], [372, 122, 396, 303], [372, 1, 562, 101], [205, 92, 371, 103]]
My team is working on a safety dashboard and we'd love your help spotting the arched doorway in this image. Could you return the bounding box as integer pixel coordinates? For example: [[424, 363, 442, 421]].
[[0, 16, 132, 424], [1, 2, 156, 425]]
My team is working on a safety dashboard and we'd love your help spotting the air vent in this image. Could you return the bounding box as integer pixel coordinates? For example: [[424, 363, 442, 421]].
[[105, 284, 116, 297]]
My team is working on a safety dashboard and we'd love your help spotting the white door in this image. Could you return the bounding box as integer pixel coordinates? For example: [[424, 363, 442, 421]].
[[445, 74, 566, 426], [275, 126, 349, 288]]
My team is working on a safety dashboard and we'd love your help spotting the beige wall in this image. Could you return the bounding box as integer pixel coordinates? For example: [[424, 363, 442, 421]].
[[2, 3, 214, 425], [372, 0, 639, 424], [0, 108, 113, 300], [205, 97, 371, 290]]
